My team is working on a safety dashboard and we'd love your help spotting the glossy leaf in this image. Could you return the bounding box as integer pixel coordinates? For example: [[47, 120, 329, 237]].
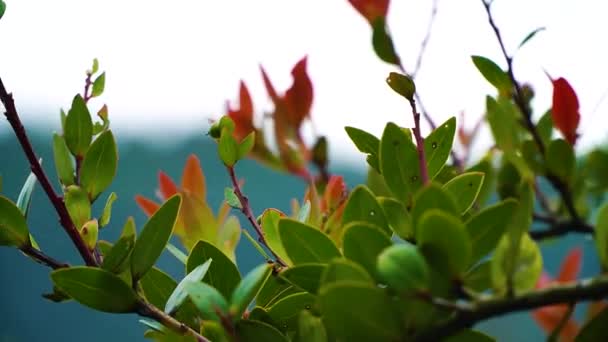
[[50, 267, 137, 313], [386, 72, 415, 101], [321, 258, 374, 287], [261, 209, 291, 266], [443, 172, 484, 214], [466, 199, 518, 263], [219, 131, 238, 166], [471, 56, 511, 94], [378, 197, 413, 239], [131, 195, 181, 281], [492, 234, 542, 294], [267, 292, 316, 332], [64, 94, 93, 157], [279, 219, 340, 264], [92, 72, 106, 97], [256, 273, 300, 308], [230, 263, 273, 317], [377, 243, 429, 293], [281, 263, 326, 294], [0, 195, 30, 247], [102, 234, 134, 274], [80, 130, 118, 200], [595, 203, 608, 269], [165, 259, 212, 314], [185, 281, 229, 321], [424, 117, 457, 179], [372, 18, 399, 65], [380, 122, 420, 203], [99, 192, 117, 227], [320, 282, 401, 342], [417, 210, 471, 276], [550, 76, 580, 145], [53, 133, 75, 186], [237, 131, 256, 159], [411, 183, 459, 232], [16, 171, 37, 218], [64, 186, 91, 230], [140, 267, 177, 309], [235, 320, 288, 342], [342, 185, 391, 237], [342, 222, 392, 280], [345, 126, 379, 155], [186, 240, 241, 298]]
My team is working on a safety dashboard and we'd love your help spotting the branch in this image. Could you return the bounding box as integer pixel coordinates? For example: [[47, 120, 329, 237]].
[[20, 244, 70, 269], [414, 275, 608, 341], [227, 166, 287, 267], [530, 220, 594, 240], [137, 300, 210, 342], [0, 77, 98, 266], [411, 0, 439, 79], [408, 98, 429, 184]]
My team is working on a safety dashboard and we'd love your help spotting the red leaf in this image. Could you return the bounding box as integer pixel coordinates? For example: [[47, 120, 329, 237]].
[[348, 0, 389, 23], [322, 175, 347, 213], [135, 195, 160, 217], [550, 77, 580, 145], [227, 81, 255, 141], [158, 171, 178, 199], [181, 154, 206, 200], [285, 56, 314, 129], [532, 307, 579, 341], [260, 65, 279, 102], [557, 247, 582, 283]]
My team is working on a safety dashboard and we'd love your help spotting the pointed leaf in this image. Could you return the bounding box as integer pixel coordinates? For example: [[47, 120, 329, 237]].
[[371, 18, 400, 65], [53, 133, 75, 186], [518, 27, 546, 49], [16, 170, 38, 218], [91, 72, 105, 97], [102, 233, 135, 274], [237, 131, 256, 159], [140, 267, 177, 309], [64, 185, 91, 230], [0, 195, 30, 247], [80, 130, 118, 200], [378, 197, 413, 239], [235, 320, 288, 342], [550, 77, 580, 145], [411, 183, 459, 232], [380, 122, 420, 203], [181, 154, 206, 199], [386, 72, 415, 101], [230, 263, 273, 317], [50, 267, 138, 313], [185, 281, 229, 321], [131, 195, 181, 280], [466, 199, 518, 263], [279, 219, 340, 265], [261, 209, 291, 266], [471, 56, 511, 94], [345, 126, 380, 154], [557, 248, 582, 283], [443, 172, 485, 214], [164, 259, 213, 314], [64, 94, 93, 156], [267, 292, 316, 332], [424, 117, 457, 179], [342, 185, 390, 237], [186, 240, 241, 299], [282, 263, 327, 294], [99, 192, 117, 227], [343, 222, 392, 281], [224, 187, 242, 209]]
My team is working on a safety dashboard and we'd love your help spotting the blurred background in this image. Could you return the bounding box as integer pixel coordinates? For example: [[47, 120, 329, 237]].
[[1, 0, 607, 341]]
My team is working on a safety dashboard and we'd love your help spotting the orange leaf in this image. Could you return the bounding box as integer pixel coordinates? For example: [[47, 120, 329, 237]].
[[260, 65, 279, 102], [135, 195, 160, 216], [348, 0, 390, 23], [550, 76, 580, 145], [557, 247, 582, 283], [181, 154, 206, 200], [285, 56, 314, 129], [227, 81, 255, 141], [322, 175, 347, 213], [158, 171, 178, 199], [532, 307, 579, 341]]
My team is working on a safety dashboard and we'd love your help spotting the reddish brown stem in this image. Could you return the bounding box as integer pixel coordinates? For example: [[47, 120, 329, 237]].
[[408, 98, 429, 184], [20, 244, 70, 269], [0, 77, 98, 266]]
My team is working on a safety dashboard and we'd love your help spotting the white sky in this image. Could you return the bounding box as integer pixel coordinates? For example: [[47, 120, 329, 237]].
[[1, 0, 607, 165]]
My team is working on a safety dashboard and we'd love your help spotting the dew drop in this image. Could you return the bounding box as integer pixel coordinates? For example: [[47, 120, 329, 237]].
[[411, 176, 418, 182], [431, 142, 438, 149], [369, 210, 376, 216], [468, 182, 473, 187], [305, 305, 311, 310]]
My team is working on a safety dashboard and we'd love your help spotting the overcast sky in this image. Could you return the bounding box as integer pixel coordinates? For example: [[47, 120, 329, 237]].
[[1, 0, 607, 164]]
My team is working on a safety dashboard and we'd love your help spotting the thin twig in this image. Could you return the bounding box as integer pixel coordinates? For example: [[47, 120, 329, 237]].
[[414, 275, 608, 341], [412, 0, 439, 79], [20, 244, 70, 269], [137, 300, 210, 342], [227, 166, 287, 267], [83, 71, 93, 103], [530, 220, 594, 240], [0, 77, 98, 266], [408, 98, 429, 184]]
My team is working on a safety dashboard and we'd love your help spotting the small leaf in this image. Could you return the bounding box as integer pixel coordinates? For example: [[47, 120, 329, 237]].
[[185, 281, 229, 321], [342, 222, 392, 281], [219, 131, 238, 166], [0, 195, 30, 247], [320, 282, 401, 342], [297, 200, 311, 223], [424, 117, 457, 179], [471, 56, 511, 94], [261, 209, 291, 266], [99, 192, 117, 227], [595, 203, 608, 269], [576, 307, 608, 342], [53, 133, 75, 186], [91, 58, 99, 74], [371, 18, 400, 65], [64, 94, 93, 157], [140, 267, 177, 309], [386, 72, 415, 101], [377, 243, 429, 294], [131, 195, 181, 281], [165, 243, 187, 264], [282, 263, 327, 294], [380, 122, 420, 203], [165, 259, 213, 314], [186, 240, 241, 299], [91, 72, 105, 97], [64, 185, 91, 230], [224, 187, 242, 209], [230, 263, 273, 317], [491, 234, 542, 294], [342, 185, 391, 237], [411, 183, 459, 232], [279, 219, 341, 264], [345, 126, 380, 155], [235, 320, 288, 342], [378, 197, 413, 239], [442, 172, 485, 214], [237, 131, 256, 159], [321, 258, 374, 287], [50, 267, 138, 313], [518, 27, 546, 49], [80, 130, 118, 200], [550, 76, 580, 145], [16, 170, 38, 218], [466, 199, 518, 263], [80, 219, 98, 250]]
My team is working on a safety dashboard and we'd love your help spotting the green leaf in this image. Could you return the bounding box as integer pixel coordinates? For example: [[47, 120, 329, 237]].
[[411, 183, 459, 233], [417, 210, 471, 276], [237, 131, 255, 159], [297, 310, 327, 342], [235, 320, 288, 342], [230, 263, 273, 317], [371, 17, 399, 65], [257, 273, 301, 308], [466, 199, 518, 264], [424, 117, 457, 179], [261, 209, 292, 266], [91, 58, 100, 74], [0, 1, 6, 19], [64, 94, 93, 157], [547, 138, 575, 184], [463, 260, 492, 292], [64, 185, 91, 230], [380, 122, 420, 203], [0, 195, 30, 247], [378, 197, 413, 240], [468, 156, 496, 206], [165, 243, 187, 264], [345, 127, 379, 155], [377, 243, 429, 294], [342, 222, 392, 281], [53, 133, 75, 186], [80, 219, 98, 250], [184, 281, 229, 321], [471, 56, 512, 94], [99, 192, 117, 227], [445, 329, 495, 342], [140, 267, 177, 309], [321, 258, 374, 287], [16, 170, 37, 218], [224, 187, 242, 209], [386, 72, 416, 101], [219, 131, 238, 166], [491, 234, 542, 294], [102, 234, 134, 274], [186, 240, 241, 298], [131, 195, 181, 281], [50, 267, 138, 313], [594, 203, 608, 269], [281, 263, 326, 294], [80, 130, 118, 200], [342, 185, 391, 237], [576, 307, 608, 342], [441, 172, 484, 215], [297, 200, 311, 223], [91, 72, 105, 97], [165, 259, 212, 314], [537, 110, 554, 147], [279, 219, 340, 264], [320, 282, 401, 342], [486, 96, 524, 159], [518, 27, 546, 50], [268, 292, 316, 333], [242, 229, 271, 260]]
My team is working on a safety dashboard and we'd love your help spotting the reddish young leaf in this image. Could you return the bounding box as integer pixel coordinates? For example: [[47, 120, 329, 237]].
[[557, 247, 582, 283], [227, 81, 255, 141], [348, 0, 389, 24], [260, 66, 279, 102], [285, 56, 314, 129], [158, 171, 178, 199], [322, 175, 347, 213], [181, 154, 206, 200], [135, 195, 160, 216], [550, 76, 580, 145]]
